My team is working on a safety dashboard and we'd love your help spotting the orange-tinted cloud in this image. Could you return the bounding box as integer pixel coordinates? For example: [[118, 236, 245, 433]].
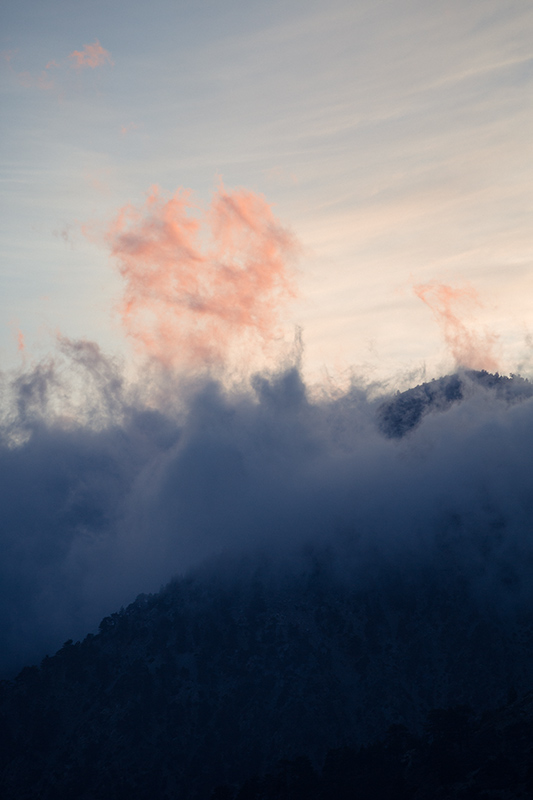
[[8, 41, 112, 94], [414, 282, 499, 371], [1, 49, 17, 64], [17, 69, 55, 91], [69, 40, 113, 70], [120, 122, 139, 137], [105, 184, 298, 368], [2, 50, 53, 90], [9, 322, 26, 362]]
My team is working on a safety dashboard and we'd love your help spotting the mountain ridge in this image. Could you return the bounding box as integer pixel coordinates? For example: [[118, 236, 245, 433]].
[[2, 369, 533, 797]]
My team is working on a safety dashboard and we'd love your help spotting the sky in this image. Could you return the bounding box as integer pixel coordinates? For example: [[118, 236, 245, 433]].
[[1, 1, 533, 678], [1, 0, 532, 383]]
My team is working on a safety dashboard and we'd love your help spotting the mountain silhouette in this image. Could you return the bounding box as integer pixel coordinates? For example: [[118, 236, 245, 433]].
[[1, 370, 533, 797]]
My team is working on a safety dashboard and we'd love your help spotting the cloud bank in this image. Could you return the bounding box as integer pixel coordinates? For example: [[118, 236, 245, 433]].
[[1, 183, 532, 679], [1, 341, 533, 677]]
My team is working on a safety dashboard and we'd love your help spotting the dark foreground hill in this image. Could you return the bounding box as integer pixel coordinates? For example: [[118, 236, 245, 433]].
[[1, 552, 533, 799], [217, 691, 533, 799]]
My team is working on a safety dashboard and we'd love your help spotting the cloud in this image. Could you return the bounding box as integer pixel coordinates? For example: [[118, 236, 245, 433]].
[[120, 121, 139, 137], [68, 40, 114, 70], [1, 185, 531, 681], [16, 69, 55, 91], [414, 282, 500, 371], [7, 41, 113, 93], [104, 184, 299, 368], [1, 338, 532, 677], [1, 49, 17, 64], [5, 324, 27, 369]]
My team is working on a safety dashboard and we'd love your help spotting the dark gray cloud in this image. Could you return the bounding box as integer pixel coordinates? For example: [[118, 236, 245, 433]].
[[1, 341, 533, 676]]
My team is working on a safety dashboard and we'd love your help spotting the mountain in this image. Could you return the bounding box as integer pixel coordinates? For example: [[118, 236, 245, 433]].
[[2, 548, 533, 798], [216, 691, 533, 799], [378, 369, 533, 438], [1, 370, 533, 797]]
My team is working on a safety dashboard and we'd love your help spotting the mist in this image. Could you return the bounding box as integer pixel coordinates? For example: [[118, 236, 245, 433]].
[[2, 182, 532, 677], [1, 333, 533, 677]]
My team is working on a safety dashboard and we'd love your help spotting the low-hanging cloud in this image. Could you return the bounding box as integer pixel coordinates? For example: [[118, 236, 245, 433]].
[[1, 185, 532, 678], [414, 281, 500, 371], [105, 184, 298, 367], [1, 340, 533, 677]]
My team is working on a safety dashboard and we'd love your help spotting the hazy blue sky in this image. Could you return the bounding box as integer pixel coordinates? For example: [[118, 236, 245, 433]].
[[2, 0, 532, 382]]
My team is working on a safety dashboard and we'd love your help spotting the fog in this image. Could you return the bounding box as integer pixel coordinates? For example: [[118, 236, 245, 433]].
[[1, 334, 532, 677]]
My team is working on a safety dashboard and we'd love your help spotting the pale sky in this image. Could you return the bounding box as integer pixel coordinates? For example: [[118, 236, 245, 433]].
[[2, 0, 532, 385]]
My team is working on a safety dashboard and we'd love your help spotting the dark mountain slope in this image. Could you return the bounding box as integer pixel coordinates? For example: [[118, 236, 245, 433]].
[[219, 691, 533, 799], [2, 551, 533, 799]]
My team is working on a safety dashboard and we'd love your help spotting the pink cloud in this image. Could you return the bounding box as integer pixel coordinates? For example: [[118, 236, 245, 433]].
[[414, 282, 500, 372], [1, 49, 18, 64], [104, 184, 299, 368], [16, 69, 55, 91], [8, 41, 112, 94], [9, 321, 27, 362], [120, 122, 139, 137], [0, 50, 54, 91], [68, 40, 113, 70]]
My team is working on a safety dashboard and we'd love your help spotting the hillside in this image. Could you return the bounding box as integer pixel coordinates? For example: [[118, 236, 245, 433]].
[[1, 369, 533, 797], [2, 550, 533, 798]]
